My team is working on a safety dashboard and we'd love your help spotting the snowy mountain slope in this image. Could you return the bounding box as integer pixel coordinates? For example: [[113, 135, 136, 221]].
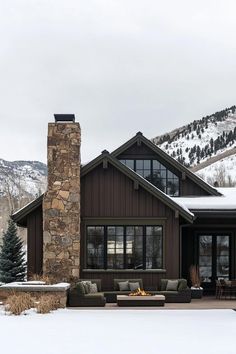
[[0, 159, 47, 197], [191, 147, 236, 173], [0, 159, 47, 240], [153, 106, 236, 168]]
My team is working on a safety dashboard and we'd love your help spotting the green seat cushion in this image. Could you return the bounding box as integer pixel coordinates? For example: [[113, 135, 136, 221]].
[[76, 282, 86, 295], [160, 279, 168, 291], [159, 291, 179, 295], [84, 293, 104, 298], [104, 291, 131, 297], [178, 279, 187, 291]]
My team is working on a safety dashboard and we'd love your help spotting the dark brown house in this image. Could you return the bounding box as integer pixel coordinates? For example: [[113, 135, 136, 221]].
[[12, 115, 236, 292]]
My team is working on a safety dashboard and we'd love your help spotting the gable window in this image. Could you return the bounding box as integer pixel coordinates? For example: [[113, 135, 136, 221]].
[[120, 159, 179, 196], [86, 225, 163, 270]]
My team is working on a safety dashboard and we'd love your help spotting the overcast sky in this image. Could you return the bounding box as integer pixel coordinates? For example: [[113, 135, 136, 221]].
[[0, 0, 236, 163]]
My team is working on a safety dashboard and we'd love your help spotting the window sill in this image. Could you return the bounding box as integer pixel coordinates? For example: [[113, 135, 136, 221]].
[[82, 269, 167, 273]]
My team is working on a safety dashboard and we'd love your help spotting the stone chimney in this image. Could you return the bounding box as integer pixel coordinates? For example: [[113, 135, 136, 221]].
[[43, 115, 81, 281]]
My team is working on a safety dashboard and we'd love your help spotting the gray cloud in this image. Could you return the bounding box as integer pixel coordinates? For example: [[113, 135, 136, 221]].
[[0, 0, 236, 163]]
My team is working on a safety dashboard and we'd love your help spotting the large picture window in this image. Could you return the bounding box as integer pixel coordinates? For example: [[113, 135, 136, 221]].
[[86, 226, 105, 269], [86, 225, 163, 270], [107, 226, 124, 269], [120, 159, 179, 196]]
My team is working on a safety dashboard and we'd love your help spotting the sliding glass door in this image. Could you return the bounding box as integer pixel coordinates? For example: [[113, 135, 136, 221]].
[[198, 234, 230, 286]]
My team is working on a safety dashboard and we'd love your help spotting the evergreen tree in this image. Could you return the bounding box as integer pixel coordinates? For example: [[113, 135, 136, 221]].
[[0, 219, 26, 283]]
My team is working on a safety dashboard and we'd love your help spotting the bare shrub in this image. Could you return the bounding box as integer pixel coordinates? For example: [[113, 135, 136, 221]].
[[206, 165, 236, 187], [5, 292, 34, 315], [189, 265, 201, 288], [36, 295, 60, 314]]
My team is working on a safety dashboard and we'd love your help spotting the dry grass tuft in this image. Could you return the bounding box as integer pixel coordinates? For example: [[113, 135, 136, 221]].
[[36, 294, 60, 314], [5, 293, 34, 315], [189, 264, 201, 288]]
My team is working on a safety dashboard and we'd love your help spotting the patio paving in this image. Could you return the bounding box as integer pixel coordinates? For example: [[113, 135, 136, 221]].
[[69, 296, 236, 310]]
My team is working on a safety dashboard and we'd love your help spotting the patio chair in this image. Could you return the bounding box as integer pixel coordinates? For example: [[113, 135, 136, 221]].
[[219, 279, 231, 299], [215, 280, 223, 299], [229, 280, 236, 299]]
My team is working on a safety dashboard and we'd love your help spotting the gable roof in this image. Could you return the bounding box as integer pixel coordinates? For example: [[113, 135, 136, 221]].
[[11, 194, 44, 226], [81, 151, 194, 223], [111, 132, 222, 197]]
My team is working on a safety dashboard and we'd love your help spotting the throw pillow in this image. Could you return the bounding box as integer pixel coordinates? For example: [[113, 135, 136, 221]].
[[89, 283, 98, 293], [129, 282, 140, 291], [166, 279, 179, 291], [118, 281, 129, 291], [81, 281, 92, 294], [76, 282, 85, 295]]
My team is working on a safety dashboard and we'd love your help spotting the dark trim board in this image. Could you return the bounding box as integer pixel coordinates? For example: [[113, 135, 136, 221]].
[[26, 205, 43, 276]]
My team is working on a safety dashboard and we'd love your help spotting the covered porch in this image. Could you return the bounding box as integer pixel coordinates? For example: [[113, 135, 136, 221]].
[[181, 216, 236, 294]]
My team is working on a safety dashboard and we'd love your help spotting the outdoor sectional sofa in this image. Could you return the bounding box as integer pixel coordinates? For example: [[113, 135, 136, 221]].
[[67, 278, 191, 306], [104, 278, 191, 303], [67, 279, 106, 307]]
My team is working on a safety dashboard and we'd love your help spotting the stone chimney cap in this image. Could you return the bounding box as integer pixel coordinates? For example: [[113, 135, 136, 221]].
[[101, 149, 109, 155], [54, 114, 75, 123]]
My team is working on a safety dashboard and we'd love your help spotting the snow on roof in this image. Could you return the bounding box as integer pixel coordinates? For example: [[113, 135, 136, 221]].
[[172, 188, 236, 211]]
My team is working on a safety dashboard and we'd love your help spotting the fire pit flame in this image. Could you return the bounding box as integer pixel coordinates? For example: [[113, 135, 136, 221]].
[[129, 288, 151, 296]]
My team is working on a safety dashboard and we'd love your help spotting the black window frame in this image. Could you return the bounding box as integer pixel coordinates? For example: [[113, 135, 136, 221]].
[[86, 225, 164, 270], [120, 159, 180, 196]]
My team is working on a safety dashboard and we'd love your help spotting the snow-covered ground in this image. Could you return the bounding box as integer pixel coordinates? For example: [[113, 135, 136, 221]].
[[0, 309, 235, 354]]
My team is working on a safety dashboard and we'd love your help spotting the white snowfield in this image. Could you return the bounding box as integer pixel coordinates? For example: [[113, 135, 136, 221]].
[[0, 309, 235, 354], [172, 187, 236, 211]]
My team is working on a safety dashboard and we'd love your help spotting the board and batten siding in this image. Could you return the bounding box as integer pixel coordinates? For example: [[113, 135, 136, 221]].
[[81, 162, 180, 290], [27, 206, 43, 276]]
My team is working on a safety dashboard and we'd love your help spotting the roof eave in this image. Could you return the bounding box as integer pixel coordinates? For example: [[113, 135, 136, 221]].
[[11, 194, 44, 226]]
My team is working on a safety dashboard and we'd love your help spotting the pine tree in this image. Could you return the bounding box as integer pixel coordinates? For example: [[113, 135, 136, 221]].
[[0, 219, 26, 283]]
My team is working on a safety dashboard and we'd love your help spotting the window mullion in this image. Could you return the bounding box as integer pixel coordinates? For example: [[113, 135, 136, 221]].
[[124, 226, 126, 269], [143, 226, 146, 270], [104, 226, 107, 269]]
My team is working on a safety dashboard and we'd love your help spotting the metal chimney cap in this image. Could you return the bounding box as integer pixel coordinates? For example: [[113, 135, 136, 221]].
[[54, 114, 75, 123]]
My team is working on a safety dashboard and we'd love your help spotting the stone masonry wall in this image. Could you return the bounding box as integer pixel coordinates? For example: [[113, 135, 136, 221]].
[[43, 123, 81, 281]]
